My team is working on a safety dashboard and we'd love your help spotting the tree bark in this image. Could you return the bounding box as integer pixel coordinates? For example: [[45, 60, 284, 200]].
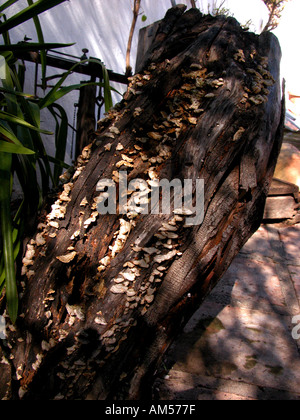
[[0, 6, 284, 400]]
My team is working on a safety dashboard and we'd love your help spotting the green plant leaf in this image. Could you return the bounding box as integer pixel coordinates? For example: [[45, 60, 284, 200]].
[[1, 61, 19, 116], [0, 0, 69, 34], [47, 154, 69, 169], [38, 59, 94, 108], [25, 100, 40, 128], [0, 0, 118, 322], [12, 92, 55, 189], [13, 142, 43, 211], [0, 86, 35, 98], [102, 64, 113, 112], [17, 60, 26, 91], [0, 110, 52, 134], [39, 58, 116, 111], [0, 139, 35, 154], [27, 0, 47, 90], [41, 81, 110, 109], [0, 199, 23, 298], [0, 123, 25, 145], [0, 152, 18, 323], [0, 0, 20, 13]]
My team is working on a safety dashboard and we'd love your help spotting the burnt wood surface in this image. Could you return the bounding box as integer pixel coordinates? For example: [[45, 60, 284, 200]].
[[0, 6, 284, 400]]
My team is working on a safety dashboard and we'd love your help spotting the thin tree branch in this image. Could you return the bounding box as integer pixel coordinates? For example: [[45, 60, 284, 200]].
[[262, 1, 278, 32], [262, 0, 289, 32], [126, 0, 141, 76]]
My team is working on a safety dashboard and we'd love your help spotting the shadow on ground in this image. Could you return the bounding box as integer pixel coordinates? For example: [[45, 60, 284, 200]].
[[154, 225, 300, 400]]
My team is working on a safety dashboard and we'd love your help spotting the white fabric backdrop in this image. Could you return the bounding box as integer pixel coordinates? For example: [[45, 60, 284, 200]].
[[4, 0, 296, 164]]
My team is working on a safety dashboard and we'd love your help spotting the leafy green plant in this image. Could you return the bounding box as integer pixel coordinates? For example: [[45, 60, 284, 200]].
[[0, 0, 114, 322]]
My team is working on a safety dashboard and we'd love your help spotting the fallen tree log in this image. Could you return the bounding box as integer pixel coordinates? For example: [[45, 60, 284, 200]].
[[0, 6, 284, 400]]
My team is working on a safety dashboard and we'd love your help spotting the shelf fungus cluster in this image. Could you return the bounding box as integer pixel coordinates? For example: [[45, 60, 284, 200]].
[[94, 213, 185, 355], [92, 60, 219, 353], [122, 221, 182, 308], [106, 62, 225, 159], [97, 217, 135, 277], [98, 317, 138, 355], [22, 39, 277, 370], [233, 49, 275, 107], [96, 63, 226, 209], [90, 50, 278, 358], [94, 60, 229, 192], [21, 219, 56, 280], [60, 143, 93, 185], [20, 143, 96, 287], [110, 218, 134, 258], [126, 72, 153, 100]]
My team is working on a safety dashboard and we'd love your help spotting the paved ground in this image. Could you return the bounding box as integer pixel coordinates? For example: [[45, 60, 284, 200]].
[[155, 223, 300, 400], [284, 131, 300, 151]]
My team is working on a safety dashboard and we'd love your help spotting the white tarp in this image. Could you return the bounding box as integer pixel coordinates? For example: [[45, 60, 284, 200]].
[[2, 0, 297, 157]]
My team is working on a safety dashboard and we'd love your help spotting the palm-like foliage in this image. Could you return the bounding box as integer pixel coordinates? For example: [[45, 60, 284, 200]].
[[0, 0, 114, 322]]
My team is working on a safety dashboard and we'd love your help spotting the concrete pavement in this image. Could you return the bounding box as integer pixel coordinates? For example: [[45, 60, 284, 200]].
[[155, 224, 300, 400]]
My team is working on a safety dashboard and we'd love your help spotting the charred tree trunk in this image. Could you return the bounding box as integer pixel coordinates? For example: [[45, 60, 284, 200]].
[[0, 6, 284, 400]]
